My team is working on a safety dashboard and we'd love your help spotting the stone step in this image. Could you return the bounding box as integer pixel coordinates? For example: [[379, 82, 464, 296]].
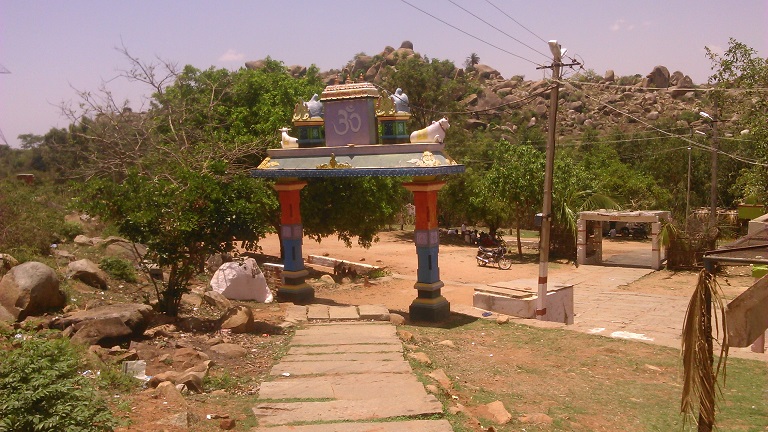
[[258, 372, 428, 400], [252, 395, 444, 427], [249, 419, 453, 432]]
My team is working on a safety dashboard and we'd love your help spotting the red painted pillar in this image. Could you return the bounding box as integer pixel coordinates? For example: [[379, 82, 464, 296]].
[[273, 179, 314, 303], [403, 177, 449, 321]]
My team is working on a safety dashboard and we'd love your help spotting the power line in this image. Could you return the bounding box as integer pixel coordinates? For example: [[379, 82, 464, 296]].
[[569, 81, 767, 166], [399, 0, 543, 67], [447, 0, 551, 61], [374, 82, 555, 116], [484, 0, 548, 45]]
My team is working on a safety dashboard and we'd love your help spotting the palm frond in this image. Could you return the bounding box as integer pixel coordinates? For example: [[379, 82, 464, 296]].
[[680, 269, 729, 428]]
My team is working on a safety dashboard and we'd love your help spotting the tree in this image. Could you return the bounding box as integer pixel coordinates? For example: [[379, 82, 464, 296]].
[[477, 140, 544, 257], [77, 167, 275, 316], [381, 56, 471, 129], [464, 52, 480, 71], [706, 39, 768, 205]]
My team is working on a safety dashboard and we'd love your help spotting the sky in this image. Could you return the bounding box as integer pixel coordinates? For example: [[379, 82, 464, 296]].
[[1, 0, 766, 148]]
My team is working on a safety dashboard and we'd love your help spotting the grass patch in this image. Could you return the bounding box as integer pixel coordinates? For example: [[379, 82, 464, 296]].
[[404, 319, 768, 431]]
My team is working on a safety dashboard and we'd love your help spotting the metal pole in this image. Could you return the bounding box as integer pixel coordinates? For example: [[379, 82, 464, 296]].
[[709, 101, 719, 228], [686, 145, 692, 230], [536, 54, 561, 319]]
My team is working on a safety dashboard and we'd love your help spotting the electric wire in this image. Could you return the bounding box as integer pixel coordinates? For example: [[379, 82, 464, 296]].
[[568, 80, 768, 166], [484, 0, 548, 45], [399, 0, 543, 67], [447, 0, 551, 61], [374, 82, 555, 116]]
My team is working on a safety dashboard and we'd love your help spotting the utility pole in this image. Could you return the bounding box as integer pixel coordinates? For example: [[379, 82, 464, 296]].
[[535, 41, 579, 320], [535, 41, 562, 319], [709, 100, 719, 229]]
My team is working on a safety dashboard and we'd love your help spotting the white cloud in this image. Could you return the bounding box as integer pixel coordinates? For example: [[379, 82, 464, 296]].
[[611, 19, 639, 32], [218, 49, 244, 62]]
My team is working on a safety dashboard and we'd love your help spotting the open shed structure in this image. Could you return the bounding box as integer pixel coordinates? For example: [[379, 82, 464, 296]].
[[251, 82, 464, 321], [577, 210, 671, 270]]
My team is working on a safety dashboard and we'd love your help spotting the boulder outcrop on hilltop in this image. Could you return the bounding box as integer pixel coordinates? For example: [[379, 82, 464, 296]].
[[244, 41, 711, 138]]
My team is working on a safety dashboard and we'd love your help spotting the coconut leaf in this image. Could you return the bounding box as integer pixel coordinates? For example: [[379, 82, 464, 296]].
[[680, 269, 729, 429]]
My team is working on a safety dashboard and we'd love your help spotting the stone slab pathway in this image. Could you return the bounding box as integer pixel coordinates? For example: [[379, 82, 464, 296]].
[[251, 322, 451, 431]]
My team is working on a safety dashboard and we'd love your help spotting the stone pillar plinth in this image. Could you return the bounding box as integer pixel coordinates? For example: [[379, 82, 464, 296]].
[[403, 178, 449, 322], [274, 180, 314, 303]]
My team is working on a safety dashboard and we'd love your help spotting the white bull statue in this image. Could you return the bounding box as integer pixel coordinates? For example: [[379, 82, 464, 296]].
[[279, 127, 298, 148], [409, 117, 450, 143]]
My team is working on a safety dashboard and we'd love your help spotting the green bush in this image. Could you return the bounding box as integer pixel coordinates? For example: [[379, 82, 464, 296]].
[[0, 180, 71, 256], [0, 330, 116, 431], [60, 221, 84, 241], [99, 257, 138, 283]]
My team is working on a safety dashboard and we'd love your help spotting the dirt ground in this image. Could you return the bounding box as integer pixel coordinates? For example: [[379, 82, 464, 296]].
[[101, 229, 759, 431], [257, 230, 756, 309]]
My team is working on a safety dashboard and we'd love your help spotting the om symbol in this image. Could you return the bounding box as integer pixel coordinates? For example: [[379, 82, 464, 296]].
[[332, 105, 361, 136]]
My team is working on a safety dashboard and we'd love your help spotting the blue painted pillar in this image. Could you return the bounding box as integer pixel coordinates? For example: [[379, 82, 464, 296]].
[[403, 177, 449, 321], [274, 179, 314, 303]]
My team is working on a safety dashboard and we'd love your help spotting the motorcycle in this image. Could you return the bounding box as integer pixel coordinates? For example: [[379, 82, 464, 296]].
[[476, 244, 512, 269]]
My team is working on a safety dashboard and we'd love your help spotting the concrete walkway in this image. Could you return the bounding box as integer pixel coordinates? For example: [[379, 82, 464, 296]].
[[251, 321, 453, 431]]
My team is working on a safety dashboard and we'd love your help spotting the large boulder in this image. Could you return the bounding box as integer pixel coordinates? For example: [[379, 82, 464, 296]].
[[67, 259, 109, 289], [104, 241, 147, 263], [70, 316, 133, 346], [0, 262, 64, 321], [474, 64, 502, 80], [50, 303, 154, 336], [210, 258, 272, 302], [647, 65, 670, 88]]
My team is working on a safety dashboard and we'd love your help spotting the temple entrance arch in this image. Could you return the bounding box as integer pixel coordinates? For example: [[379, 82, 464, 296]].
[[577, 210, 671, 270], [252, 82, 464, 321]]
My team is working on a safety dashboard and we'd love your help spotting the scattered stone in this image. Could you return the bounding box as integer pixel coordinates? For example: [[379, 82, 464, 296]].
[[219, 418, 236, 430], [210, 343, 248, 359], [0, 253, 18, 273], [156, 411, 195, 428], [519, 412, 553, 424], [0, 262, 65, 321], [425, 384, 439, 394], [173, 347, 210, 370], [203, 291, 232, 310], [427, 368, 452, 391], [647, 65, 670, 88], [73, 235, 94, 246], [496, 314, 510, 324], [485, 400, 512, 424], [155, 381, 187, 406], [408, 351, 432, 365], [219, 305, 254, 333], [397, 329, 414, 342], [67, 259, 108, 289], [389, 313, 406, 325], [104, 241, 147, 263], [437, 339, 455, 348]]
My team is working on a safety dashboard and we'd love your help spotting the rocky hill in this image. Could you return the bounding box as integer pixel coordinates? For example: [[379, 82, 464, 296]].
[[246, 41, 732, 141]]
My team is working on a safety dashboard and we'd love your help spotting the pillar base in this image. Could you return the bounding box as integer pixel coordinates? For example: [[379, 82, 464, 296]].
[[409, 296, 450, 322], [277, 283, 315, 304]]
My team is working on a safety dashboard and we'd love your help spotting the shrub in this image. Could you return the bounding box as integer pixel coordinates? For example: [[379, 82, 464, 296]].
[[99, 256, 138, 283], [0, 330, 116, 431], [0, 180, 71, 256], [60, 221, 84, 241]]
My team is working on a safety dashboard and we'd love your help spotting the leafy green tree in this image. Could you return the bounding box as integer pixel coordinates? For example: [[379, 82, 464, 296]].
[[479, 140, 544, 257], [381, 56, 471, 129], [301, 177, 409, 248], [706, 38, 768, 204], [77, 167, 275, 316]]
